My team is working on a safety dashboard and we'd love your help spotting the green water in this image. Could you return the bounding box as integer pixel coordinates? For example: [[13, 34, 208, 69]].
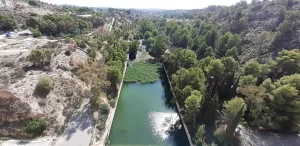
[[108, 79, 189, 146]]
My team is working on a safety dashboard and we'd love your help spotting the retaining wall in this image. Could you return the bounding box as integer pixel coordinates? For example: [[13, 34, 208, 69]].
[[162, 64, 194, 146]]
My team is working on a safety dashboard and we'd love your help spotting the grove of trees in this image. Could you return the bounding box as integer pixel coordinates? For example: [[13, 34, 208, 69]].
[[134, 0, 300, 145]]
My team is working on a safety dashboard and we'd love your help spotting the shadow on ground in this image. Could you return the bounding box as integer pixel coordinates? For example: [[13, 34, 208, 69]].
[[55, 99, 94, 146]]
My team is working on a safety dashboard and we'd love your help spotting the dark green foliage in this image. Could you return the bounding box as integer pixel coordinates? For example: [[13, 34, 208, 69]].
[[129, 40, 139, 60], [124, 62, 161, 83], [195, 125, 205, 144], [99, 103, 110, 115], [163, 48, 197, 75], [28, 0, 40, 6], [90, 95, 101, 110], [225, 47, 239, 60], [272, 31, 282, 47], [107, 65, 122, 85], [172, 67, 206, 104], [184, 91, 202, 129], [270, 74, 300, 133], [23, 119, 46, 136], [144, 31, 152, 39], [139, 19, 154, 35], [172, 27, 191, 48], [244, 61, 263, 77], [205, 29, 218, 47], [36, 76, 53, 95], [28, 49, 53, 68], [92, 17, 105, 28], [87, 57, 93, 65], [276, 49, 300, 76], [240, 75, 257, 86], [88, 48, 97, 58], [26, 17, 39, 28], [215, 32, 241, 57], [30, 28, 42, 38], [25, 14, 92, 36], [226, 105, 244, 137], [148, 34, 168, 58], [154, 0, 300, 144], [105, 40, 126, 86], [0, 14, 17, 31], [214, 127, 226, 144]]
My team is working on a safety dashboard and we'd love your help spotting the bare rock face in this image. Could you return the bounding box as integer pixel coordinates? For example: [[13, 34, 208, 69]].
[[0, 91, 36, 138]]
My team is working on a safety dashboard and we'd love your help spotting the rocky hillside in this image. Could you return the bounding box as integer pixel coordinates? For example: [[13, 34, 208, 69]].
[[0, 36, 89, 138], [0, 0, 61, 30], [0, 91, 35, 138]]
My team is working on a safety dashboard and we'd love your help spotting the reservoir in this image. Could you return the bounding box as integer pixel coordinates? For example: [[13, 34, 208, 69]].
[[108, 76, 190, 146]]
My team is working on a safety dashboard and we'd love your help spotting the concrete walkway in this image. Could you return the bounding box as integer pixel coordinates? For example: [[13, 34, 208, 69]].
[[55, 99, 94, 146]]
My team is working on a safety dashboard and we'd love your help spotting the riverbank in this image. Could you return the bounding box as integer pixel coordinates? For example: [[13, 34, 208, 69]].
[[91, 61, 127, 146], [162, 64, 193, 146]]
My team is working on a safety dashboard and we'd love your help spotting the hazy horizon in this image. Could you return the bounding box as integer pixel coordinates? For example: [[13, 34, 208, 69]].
[[40, 0, 252, 10]]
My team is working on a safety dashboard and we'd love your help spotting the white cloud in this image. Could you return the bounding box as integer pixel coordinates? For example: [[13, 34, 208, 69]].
[[41, 0, 252, 9]]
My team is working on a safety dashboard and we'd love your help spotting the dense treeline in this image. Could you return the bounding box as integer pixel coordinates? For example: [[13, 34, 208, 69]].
[[0, 14, 17, 32], [131, 0, 300, 145], [25, 13, 105, 37], [163, 48, 300, 145]]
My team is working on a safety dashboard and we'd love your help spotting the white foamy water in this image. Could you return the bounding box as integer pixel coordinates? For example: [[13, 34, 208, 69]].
[[148, 111, 179, 140]]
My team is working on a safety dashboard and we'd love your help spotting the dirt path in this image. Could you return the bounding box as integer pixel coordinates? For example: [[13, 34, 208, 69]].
[[0, 49, 28, 56], [0, 136, 54, 146], [54, 99, 94, 146], [109, 18, 115, 32]]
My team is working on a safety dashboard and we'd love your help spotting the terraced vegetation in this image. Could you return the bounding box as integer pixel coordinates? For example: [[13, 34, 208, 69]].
[[124, 62, 161, 83]]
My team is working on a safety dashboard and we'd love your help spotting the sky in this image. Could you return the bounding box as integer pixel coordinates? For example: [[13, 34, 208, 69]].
[[40, 0, 252, 10]]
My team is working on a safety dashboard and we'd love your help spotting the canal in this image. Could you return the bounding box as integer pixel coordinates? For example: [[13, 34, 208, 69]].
[[108, 76, 189, 146]]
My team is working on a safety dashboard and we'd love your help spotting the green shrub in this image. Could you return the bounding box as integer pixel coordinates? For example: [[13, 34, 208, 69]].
[[213, 127, 226, 144], [36, 76, 53, 94], [90, 96, 101, 110], [99, 103, 110, 115], [31, 28, 42, 38], [96, 123, 105, 131], [87, 57, 94, 65], [28, 49, 53, 68], [88, 48, 97, 58], [65, 50, 71, 56], [23, 119, 46, 136], [0, 14, 17, 31], [109, 99, 116, 108], [76, 40, 86, 48], [28, 0, 40, 6], [124, 62, 161, 83], [65, 37, 71, 43]]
